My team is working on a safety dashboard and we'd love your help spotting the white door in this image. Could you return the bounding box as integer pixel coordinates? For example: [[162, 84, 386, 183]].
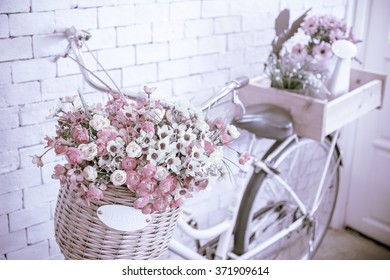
[[345, 0, 390, 246]]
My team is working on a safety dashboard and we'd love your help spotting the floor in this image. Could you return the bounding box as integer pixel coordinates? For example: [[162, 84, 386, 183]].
[[313, 227, 390, 260]]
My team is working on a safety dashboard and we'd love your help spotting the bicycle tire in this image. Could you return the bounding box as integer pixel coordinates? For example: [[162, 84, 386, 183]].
[[233, 137, 339, 259]]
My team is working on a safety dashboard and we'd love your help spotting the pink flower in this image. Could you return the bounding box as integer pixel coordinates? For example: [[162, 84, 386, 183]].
[[122, 157, 138, 171], [86, 187, 103, 202], [159, 176, 178, 195], [138, 178, 157, 196], [142, 163, 157, 178], [220, 132, 230, 144], [239, 151, 251, 165], [31, 155, 44, 168], [291, 43, 308, 61], [51, 164, 67, 183], [152, 197, 168, 213], [134, 196, 150, 209], [97, 129, 118, 142], [329, 29, 346, 43], [126, 170, 141, 190], [110, 170, 127, 186], [95, 138, 107, 156], [312, 41, 332, 60], [301, 16, 319, 35], [141, 121, 155, 133], [73, 125, 89, 144], [204, 140, 216, 154], [141, 204, 153, 215], [65, 147, 83, 164], [214, 118, 225, 129]]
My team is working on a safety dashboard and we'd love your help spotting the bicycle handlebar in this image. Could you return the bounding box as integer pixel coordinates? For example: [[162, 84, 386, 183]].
[[63, 27, 249, 111]]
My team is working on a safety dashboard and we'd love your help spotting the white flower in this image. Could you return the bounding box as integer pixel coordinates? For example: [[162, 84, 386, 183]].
[[227, 124, 240, 139], [126, 141, 142, 158], [157, 125, 171, 140], [110, 170, 127, 186], [154, 166, 169, 181], [147, 108, 165, 123], [89, 114, 110, 131], [106, 138, 124, 156], [191, 146, 206, 162], [146, 148, 166, 165], [83, 166, 98, 181], [166, 155, 182, 174], [195, 119, 210, 132], [209, 148, 224, 165], [179, 128, 197, 147], [185, 159, 201, 177], [78, 143, 98, 161]]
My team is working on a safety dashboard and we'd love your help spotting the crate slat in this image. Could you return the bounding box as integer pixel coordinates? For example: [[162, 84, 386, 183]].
[[238, 69, 386, 141]]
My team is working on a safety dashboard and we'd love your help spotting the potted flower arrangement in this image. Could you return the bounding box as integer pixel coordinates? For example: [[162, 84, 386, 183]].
[[264, 9, 360, 99], [33, 85, 248, 259]]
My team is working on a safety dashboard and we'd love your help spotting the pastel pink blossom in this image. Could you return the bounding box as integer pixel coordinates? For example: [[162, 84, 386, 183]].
[[214, 118, 225, 129], [291, 43, 308, 61], [159, 176, 178, 195], [312, 41, 332, 60], [141, 121, 155, 133], [204, 140, 216, 153], [220, 132, 230, 144], [301, 16, 319, 35], [86, 187, 103, 202], [152, 197, 168, 212], [65, 147, 83, 164], [134, 196, 150, 209], [138, 178, 157, 196], [126, 170, 141, 190], [31, 155, 43, 168], [141, 204, 153, 215], [122, 157, 137, 171], [239, 151, 251, 165], [95, 138, 107, 156], [73, 125, 89, 144], [97, 129, 118, 143], [110, 170, 127, 186], [142, 163, 157, 178]]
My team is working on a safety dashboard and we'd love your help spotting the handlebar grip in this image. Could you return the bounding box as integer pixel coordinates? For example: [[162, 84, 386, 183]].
[[233, 76, 249, 89]]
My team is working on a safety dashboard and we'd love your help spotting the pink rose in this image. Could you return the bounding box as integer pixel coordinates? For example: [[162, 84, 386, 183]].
[[97, 129, 118, 142], [141, 204, 153, 215], [159, 176, 178, 195], [65, 147, 83, 164], [152, 197, 168, 212], [122, 157, 138, 171], [95, 138, 107, 156], [141, 121, 155, 133], [73, 125, 89, 144], [133, 196, 150, 209], [86, 187, 103, 202], [78, 143, 98, 161], [239, 151, 251, 165], [110, 170, 127, 186], [126, 170, 141, 190], [142, 163, 156, 178], [204, 140, 216, 154], [138, 178, 157, 196]]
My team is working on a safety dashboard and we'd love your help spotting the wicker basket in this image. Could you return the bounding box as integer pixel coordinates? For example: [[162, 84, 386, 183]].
[[54, 185, 181, 260]]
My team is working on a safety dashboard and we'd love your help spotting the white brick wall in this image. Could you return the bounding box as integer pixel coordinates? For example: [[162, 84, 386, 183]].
[[0, 0, 347, 260]]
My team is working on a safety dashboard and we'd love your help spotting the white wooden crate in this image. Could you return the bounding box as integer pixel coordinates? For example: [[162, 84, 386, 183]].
[[238, 69, 386, 141]]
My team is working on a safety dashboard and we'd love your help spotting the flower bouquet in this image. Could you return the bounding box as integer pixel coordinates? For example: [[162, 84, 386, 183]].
[[34, 85, 247, 259], [264, 9, 359, 99]]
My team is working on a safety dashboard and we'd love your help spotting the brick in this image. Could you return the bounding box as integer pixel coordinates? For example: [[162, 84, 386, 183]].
[[98, 5, 135, 28], [153, 22, 184, 42], [134, 3, 169, 24], [158, 58, 191, 80], [185, 19, 214, 37], [117, 24, 152, 46], [215, 16, 241, 34], [19, 100, 58, 126], [169, 39, 198, 59], [142, 80, 172, 101], [230, 0, 262, 14], [0, 0, 30, 13], [218, 50, 245, 69], [77, 0, 125, 8], [97, 46, 135, 70], [41, 75, 83, 100], [0, 166, 42, 195], [12, 58, 56, 83], [57, 52, 98, 76], [0, 15, 9, 39], [202, 70, 229, 89], [24, 183, 59, 208], [227, 32, 254, 51], [190, 54, 219, 74], [0, 215, 9, 236], [170, 2, 201, 20], [0, 150, 19, 175], [31, 0, 78, 12], [252, 29, 275, 47], [0, 82, 41, 107], [49, 238, 62, 258], [198, 35, 226, 55], [201, 0, 230, 18], [84, 28, 116, 51], [9, 204, 51, 232], [173, 75, 202, 95], [7, 240, 49, 260], [9, 12, 55, 37], [242, 14, 274, 31], [0, 106, 19, 130], [136, 43, 168, 64], [27, 221, 55, 244], [55, 8, 98, 30], [32, 33, 68, 58], [122, 63, 157, 87], [0, 37, 32, 62], [0, 62, 11, 85], [0, 230, 26, 254], [0, 191, 23, 216]]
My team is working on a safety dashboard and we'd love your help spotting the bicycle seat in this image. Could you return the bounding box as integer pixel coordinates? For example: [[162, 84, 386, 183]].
[[232, 104, 294, 140]]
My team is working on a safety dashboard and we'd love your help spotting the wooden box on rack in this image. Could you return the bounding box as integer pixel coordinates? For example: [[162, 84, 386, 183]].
[[238, 69, 386, 141]]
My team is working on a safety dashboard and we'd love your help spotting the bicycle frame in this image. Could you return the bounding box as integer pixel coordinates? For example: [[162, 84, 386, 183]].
[[62, 27, 342, 260]]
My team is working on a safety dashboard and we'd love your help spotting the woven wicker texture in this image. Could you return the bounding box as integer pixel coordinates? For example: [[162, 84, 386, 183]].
[[54, 185, 181, 259]]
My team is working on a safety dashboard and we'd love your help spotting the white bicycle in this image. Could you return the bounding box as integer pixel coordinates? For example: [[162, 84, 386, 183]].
[[63, 27, 341, 260]]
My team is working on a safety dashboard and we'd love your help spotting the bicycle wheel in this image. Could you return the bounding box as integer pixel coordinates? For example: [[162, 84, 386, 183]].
[[233, 137, 339, 259]]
